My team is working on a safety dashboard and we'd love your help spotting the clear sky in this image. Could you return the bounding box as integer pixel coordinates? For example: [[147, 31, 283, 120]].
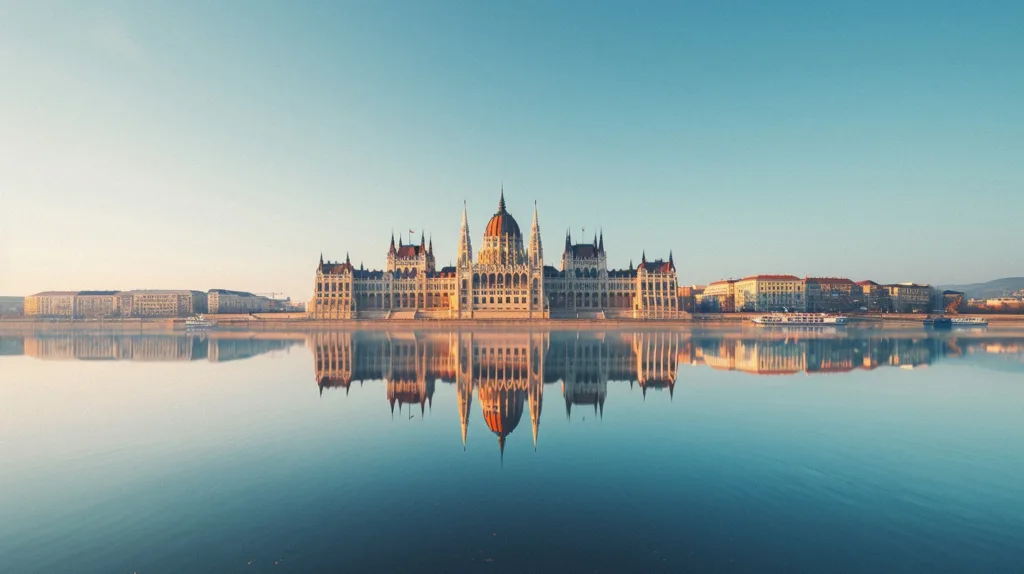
[[2, 0, 1021, 300]]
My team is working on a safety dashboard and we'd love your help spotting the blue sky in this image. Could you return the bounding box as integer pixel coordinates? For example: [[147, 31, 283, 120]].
[[2, 1, 1021, 299]]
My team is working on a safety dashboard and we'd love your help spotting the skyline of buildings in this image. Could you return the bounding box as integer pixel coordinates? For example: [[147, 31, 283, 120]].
[[19, 289, 302, 319]]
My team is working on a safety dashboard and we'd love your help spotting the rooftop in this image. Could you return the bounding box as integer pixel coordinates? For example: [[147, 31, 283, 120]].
[[741, 274, 800, 282]]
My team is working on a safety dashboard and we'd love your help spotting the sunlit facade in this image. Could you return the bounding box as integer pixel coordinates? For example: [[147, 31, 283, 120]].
[[311, 191, 682, 320]]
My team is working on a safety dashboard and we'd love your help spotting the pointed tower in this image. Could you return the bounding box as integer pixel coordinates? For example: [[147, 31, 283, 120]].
[[529, 201, 543, 269], [457, 202, 473, 268], [387, 233, 397, 271], [528, 379, 543, 451], [599, 230, 604, 253]]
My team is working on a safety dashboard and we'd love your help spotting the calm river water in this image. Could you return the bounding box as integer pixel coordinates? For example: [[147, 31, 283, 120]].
[[1, 327, 1023, 573]]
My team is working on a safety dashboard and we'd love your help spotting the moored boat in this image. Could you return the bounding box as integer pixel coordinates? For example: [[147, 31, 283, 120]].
[[185, 314, 215, 329], [924, 316, 952, 329], [951, 316, 988, 327], [751, 313, 848, 326]]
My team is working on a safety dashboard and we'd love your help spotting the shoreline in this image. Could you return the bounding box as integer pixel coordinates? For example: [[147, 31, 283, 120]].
[[3, 313, 1024, 333]]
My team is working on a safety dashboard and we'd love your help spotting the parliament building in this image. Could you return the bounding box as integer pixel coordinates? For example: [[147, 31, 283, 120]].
[[312, 191, 682, 320]]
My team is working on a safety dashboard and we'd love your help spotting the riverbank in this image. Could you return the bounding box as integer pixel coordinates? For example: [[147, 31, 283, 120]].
[[3, 312, 1024, 333]]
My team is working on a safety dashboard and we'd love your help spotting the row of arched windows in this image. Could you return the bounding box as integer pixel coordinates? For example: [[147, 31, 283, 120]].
[[472, 273, 537, 289]]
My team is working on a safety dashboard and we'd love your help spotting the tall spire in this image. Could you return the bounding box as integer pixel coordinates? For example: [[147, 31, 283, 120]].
[[389, 232, 396, 254], [498, 186, 506, 212], [319, 252, 323, 266], [458, 201, 473, 267], [599, 229, 604, 253], [345, 252, 350, 265], [420, 230, 425, 247], [529, 201, 543, 268], [428, 234, 433, 255], [529, 378, 543, 452], [564, 228, 571, 251]]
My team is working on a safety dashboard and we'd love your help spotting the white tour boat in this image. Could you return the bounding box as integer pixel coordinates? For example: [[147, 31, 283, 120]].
[[751, 313, 848, 326], [951, 316, 988, 327], [185, 314, 215, 329]]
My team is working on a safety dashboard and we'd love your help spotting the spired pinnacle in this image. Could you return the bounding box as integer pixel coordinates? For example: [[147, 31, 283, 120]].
[[498, 187, 506, 212]]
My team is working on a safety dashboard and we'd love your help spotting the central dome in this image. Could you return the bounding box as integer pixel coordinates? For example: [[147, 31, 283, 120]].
[[484, 192, 521, 238]]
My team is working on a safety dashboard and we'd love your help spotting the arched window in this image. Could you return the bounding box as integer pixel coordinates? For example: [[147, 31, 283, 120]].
[[506, 273, 512, 288]]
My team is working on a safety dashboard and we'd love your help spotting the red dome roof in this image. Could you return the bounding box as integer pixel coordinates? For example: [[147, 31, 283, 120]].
[[483, 192, 521, 238]]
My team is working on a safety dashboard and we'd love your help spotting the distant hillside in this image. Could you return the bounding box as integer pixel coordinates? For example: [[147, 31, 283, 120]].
[[940, 277, 1024, 300]]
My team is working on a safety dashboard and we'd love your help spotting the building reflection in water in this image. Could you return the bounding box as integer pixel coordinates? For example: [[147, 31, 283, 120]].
[[4, 329, 1022, 453], [311, 330, 1024, 454], [9, 333, 303, 362]]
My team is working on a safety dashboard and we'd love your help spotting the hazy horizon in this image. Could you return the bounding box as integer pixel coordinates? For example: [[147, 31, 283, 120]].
[[3, 1, 1022, 301]]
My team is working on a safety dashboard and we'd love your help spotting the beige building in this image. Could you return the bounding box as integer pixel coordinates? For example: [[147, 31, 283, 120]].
[[805, 278, 861, 313], [700, 279, 737, 312], [24, 291, 77, 317], [208, 289, 273, 314], [733, 275, 805, 312], [74, 291, 120, 318], [886, 283, 933, 313], [857, 280, 891, 312], [313, 192, 683, 320], [120, 290, 207, 318]]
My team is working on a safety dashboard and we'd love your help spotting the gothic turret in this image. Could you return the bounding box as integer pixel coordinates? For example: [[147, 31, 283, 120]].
[[529, 201, 543, 269], [457, 202, 473, 267]]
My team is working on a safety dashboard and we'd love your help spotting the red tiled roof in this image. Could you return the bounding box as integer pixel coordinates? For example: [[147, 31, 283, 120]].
[[856, 280, 880, 286], [640, 260, 674, 273], [396, 245, 424, 258], [321, 262, 354, 274], [741, 274, 800, 281], [806, 277, 856, 285]]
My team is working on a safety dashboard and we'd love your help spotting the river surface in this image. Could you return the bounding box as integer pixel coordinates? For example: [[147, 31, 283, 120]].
[[1, 327, 1023, 573]]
